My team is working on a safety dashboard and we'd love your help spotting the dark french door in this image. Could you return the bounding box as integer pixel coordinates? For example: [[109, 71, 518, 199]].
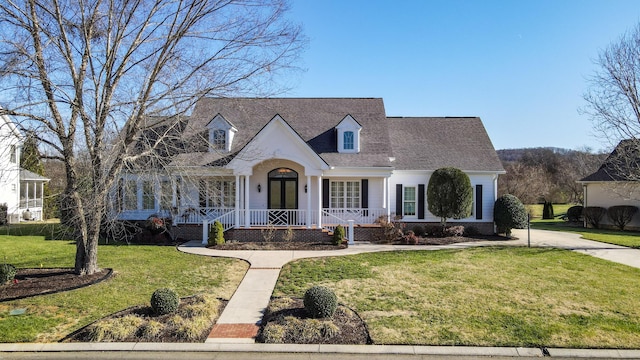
[[268, 168, 298, 225]]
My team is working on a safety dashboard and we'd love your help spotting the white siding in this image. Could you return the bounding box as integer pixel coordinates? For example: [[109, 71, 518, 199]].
[[585, 182, 640, 229], [0, 115, 22, 222], [388, 170, 498, 223]]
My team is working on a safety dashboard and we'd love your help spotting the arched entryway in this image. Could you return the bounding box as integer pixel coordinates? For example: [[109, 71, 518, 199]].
[[268, 168, 298, 225]]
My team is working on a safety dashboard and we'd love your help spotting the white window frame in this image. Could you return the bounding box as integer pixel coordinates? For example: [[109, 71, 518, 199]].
[[330, 180, 360, 209], [212, 129, 226, 150], [199, 179, 235, 208], [403, 186, 417, 217], [343, 131, 354, 150]]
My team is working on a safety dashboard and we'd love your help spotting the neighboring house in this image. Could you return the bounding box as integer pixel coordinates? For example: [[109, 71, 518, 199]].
[[0, 112, 50, 223], [579, 139, 640, 230], [113, 98, 505, 240]]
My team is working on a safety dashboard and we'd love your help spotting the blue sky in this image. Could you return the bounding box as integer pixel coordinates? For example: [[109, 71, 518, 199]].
[[287, 0, 640, 151]]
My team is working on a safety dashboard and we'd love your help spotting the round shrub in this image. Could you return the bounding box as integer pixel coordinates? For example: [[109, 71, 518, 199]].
[[583, 206, 607, 229], [304, 286, 337, 319], [566, 205, 583, 222], [150, 288, 180, 315], [0, 264, 16, 284], [494, 194, 527, 237], [411, 225, 425, 237], [332, 225, 345, 245]]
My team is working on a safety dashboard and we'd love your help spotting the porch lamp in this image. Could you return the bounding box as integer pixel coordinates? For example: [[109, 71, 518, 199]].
[[304, 184, 307, 193], [257, 184, 261, 192]]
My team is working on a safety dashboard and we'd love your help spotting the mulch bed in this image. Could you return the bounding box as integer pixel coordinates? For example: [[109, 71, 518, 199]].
[[0, 268, 113, 302], [212, 235, 506, 250], [212, 241, 348, 250], [63, 297, 227, 343], [257, 298, 371, 344]]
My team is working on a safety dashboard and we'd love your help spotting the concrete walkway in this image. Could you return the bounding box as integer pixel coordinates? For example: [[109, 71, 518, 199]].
[[177, 229, 640, 343]]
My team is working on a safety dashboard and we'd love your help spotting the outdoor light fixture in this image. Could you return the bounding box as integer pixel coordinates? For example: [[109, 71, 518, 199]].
[[257, 184, 261, 192], [304, 184, 307, 193]]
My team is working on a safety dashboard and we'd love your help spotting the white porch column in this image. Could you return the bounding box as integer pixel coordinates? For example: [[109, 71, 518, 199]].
[[244, 175, 250, 228], [234, 175, 240, 229], [306, 175, 311, 228], [385, 177, 391, 219], [317, 176, 322, 228]]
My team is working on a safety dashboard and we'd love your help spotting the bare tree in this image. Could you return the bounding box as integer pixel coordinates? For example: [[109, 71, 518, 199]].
[[583, 22, 640, 181], [0, 0, 304, 275]]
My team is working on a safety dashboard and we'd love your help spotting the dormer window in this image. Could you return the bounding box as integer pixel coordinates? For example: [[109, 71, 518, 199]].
[[343, 131, 354, 150], [335, 115, 362, 153], [212, 130, 226, 150], [206, 114, 237, 153]]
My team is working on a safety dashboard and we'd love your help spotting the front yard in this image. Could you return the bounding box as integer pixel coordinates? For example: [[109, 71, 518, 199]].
[[274, 247, 640, 348], [0, 233, 248, 342]]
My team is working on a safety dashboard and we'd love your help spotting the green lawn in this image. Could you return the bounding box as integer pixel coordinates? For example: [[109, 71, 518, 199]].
[[274, 248, 640, 348], [530, 221, 640, 248], [0, 234, 248, 342], [525, 203, 573, 219]]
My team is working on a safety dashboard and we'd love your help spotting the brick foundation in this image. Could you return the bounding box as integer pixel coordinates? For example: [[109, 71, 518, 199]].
[[225, 227, 330, 243], [170, 221, 495, 242]]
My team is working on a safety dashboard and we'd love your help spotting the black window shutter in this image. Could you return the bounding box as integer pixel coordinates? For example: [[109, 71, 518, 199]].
[[475, 184, 483, 220], [361, 179, 369, 209], [396, 184, 403, 216], [322, 179, 330, 208], [418, 184, 425, 219]]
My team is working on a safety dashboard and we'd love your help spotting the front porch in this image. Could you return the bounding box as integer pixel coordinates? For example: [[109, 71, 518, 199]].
[[174, 207, 388, 231]]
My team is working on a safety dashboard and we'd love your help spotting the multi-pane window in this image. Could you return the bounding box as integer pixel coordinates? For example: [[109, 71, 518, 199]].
[[343, 131, 354, 150], [160, 180, 172, 210], [9, 145, 16, 163], [330, 181, 360, 208], [123, 179, 137, 210], [212, 130, 226, 150], [142, 180, 155, 210], [199, 179, 235, 208], [403, 186, 416, 216]]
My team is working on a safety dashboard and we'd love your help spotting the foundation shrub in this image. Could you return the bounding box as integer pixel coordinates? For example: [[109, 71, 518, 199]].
[[607, 205, 639, 230], [583, 206, 607, 229], [411, 225, 425, 237], [443, 225, 465, 237], [424, 224, 444, 237], [566, 205, 583, 222], [463, 225, 480, 236], [332, 225, 345, 245], [0, 203, 7, 225]]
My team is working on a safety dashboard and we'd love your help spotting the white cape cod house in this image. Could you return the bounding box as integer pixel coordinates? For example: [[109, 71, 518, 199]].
[[113, 98, 504, 241]]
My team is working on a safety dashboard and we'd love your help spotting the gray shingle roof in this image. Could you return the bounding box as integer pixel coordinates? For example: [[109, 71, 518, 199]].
[[387, 117, 504, 172], [187, 98, 393, 167], [156, 98, 503, 172], [580, 139, 640, 182]]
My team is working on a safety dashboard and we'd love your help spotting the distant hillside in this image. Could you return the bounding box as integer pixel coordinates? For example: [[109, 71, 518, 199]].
[[497, 147, 579, 162]]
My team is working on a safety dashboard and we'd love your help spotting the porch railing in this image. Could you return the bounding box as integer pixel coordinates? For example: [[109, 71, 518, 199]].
[[182, 207, 388, 228]]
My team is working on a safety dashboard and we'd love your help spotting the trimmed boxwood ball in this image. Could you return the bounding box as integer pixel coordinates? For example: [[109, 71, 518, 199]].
[[150, 288, 180, 315], [0, 264, 16, 284], [304, 285, 338, 318]]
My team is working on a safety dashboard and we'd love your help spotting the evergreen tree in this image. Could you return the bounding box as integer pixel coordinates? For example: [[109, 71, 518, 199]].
[[427, 167, 473, 227], [20, 132, 44, 176], [20, 133, 54, 219]]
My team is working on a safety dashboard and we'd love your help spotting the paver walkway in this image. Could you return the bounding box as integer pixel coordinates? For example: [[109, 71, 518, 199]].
[[177, 228, 640, 343]]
